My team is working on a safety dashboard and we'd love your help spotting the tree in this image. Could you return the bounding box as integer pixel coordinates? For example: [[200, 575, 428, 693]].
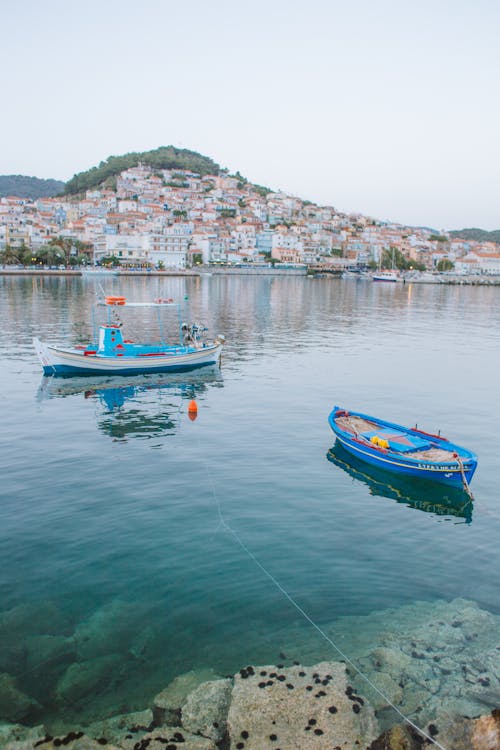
[[36, 244, 66, 266], [64, 146, 221, 195], [408, 260, 426, 271], [0, 244, 22, 265], [381, 247, 409, 270], [100, 255, 121, 267], [436, 258, 454, 272], [48, 237, 92, 265], [22, 247, 38, 266]]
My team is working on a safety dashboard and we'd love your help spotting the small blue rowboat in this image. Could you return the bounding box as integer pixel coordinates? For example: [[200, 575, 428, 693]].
[[328, 406, 477, 488]]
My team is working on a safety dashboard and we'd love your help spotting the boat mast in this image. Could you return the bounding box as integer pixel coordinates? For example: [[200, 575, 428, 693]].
[[156, 306, 166, 345]]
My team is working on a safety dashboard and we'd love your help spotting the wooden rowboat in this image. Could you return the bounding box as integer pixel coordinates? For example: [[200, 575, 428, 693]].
[[328, 406, 477, 488]]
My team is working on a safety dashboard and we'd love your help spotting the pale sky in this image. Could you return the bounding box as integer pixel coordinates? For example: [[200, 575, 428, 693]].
[[1, 0, 499, 230]]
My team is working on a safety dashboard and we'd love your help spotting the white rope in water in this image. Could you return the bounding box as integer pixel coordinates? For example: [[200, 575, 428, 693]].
[[194, 429, 449, 750]]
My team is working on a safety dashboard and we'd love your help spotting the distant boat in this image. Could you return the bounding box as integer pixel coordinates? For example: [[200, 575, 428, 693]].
[[373, 247, 400, 281], [34, 296, 224, 376], [81, 267, 119, 276], [372, 271, 399, 282], [405, 271, 443, 284], [328, 406, 477, 487]]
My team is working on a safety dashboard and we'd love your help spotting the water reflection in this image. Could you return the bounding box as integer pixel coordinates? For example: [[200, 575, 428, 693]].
[[327, 442, 473, 523], [37, 369, 223, 441]]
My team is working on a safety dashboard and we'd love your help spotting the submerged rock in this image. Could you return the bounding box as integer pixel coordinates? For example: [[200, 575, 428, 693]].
[[0, 674, 39, 722], [74, 600, 146, 661], [152, 667, 221, 726], [226, 660, 379, 749], [369, 708, 500, 750], [0, 602, 70, 640], [0, 602, 71, 676], [25, 635, 76, 674], [315, 597, 500, 726], [55, 654, 123, 706], [182, 678, 232, 743], [23, 635, 77, 700], [128, 626, 157, 660]]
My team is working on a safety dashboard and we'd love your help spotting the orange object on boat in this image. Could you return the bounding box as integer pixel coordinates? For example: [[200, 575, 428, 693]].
[[105, 296, 126, 305]]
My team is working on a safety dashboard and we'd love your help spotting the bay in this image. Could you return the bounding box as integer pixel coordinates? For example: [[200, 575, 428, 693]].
[[0, 274, 498, 728]]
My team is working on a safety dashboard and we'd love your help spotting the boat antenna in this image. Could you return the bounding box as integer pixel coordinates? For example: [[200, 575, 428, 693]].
[[97, 282, 106, 302]]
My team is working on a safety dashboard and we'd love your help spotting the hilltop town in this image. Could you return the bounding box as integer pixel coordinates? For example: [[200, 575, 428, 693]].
[[1, 163, 500, 275]]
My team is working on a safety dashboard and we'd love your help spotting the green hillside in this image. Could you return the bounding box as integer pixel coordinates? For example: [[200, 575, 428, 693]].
[[64, 146, 221, 195], [449, 228, 500, 243], [0, 175, 65, 199]]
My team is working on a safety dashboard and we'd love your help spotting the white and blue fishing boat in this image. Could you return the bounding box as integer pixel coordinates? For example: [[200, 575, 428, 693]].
[[34, 296, 224, 377], [328, 406, 477, 487]]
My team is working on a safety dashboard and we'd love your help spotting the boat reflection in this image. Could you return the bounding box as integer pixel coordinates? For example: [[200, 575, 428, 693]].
[[37, 369, 223, 441], [327, 442, 473, 523]]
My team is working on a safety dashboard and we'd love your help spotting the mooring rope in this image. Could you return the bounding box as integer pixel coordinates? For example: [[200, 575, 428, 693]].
[[454, 453, 475, 502], [194, 428, 449, 750]]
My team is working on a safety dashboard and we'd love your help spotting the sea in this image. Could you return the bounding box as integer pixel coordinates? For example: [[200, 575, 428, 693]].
[[0, 274, 499, 732]]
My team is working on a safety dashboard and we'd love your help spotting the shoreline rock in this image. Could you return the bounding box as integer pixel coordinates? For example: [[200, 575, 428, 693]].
[[0, 662, 498, 750]]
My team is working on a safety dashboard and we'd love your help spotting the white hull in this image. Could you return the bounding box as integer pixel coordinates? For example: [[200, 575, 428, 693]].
[[80, 268, 119, 276], [406, 273, 443, 284], [372, 272, 399, 282], [34, 338, 223, 376]]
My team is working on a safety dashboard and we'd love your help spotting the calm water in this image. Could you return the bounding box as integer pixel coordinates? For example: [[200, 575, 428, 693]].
[[0, 274, 499, 727]]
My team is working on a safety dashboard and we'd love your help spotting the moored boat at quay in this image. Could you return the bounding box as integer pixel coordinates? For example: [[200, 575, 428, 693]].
[[371, 270, 400, 282]]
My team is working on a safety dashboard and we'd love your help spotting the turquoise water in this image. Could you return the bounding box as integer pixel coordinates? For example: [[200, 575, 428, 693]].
[[0, 275, 499, 728]]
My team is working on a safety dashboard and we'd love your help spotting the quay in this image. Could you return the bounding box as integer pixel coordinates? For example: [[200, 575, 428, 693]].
[[1, 267, 500, 284]]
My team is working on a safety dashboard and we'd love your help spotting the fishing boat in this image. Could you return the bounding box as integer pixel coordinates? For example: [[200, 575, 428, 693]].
[[34, 296, 224, 376], [328, 406, 477, 487]]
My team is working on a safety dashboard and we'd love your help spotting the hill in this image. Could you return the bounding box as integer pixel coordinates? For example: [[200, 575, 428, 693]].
[[0, 175, 65, 199], [64, 146, 221, 195], [449, 227, 500, 243]]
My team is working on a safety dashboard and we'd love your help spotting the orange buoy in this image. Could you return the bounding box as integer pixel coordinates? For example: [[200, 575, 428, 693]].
[[187, 399, 198, 414]]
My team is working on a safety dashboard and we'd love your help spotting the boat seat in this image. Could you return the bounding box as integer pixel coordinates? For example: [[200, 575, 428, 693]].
[[362, 429, 431, 453]]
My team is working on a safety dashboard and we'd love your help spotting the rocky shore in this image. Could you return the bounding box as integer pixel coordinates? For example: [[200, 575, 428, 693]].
[[1, 660, 498, 749], [1, 598, 498, 749]]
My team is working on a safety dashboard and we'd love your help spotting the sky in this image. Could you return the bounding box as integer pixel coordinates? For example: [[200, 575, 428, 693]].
[[1, 0, 499, 230]]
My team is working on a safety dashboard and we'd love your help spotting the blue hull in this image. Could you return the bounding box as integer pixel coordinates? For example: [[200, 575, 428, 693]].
[[329, 407, 477, 487], [327, 443, 474, 522], [42, 360, 218, 377]]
